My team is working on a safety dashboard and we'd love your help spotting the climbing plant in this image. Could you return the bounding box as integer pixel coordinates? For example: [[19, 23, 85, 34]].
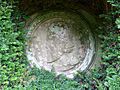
[[0, 0, 120, 90], [100, 0, 120, 89], [0, 1, 28, 88], [75, 0, 120, 89]]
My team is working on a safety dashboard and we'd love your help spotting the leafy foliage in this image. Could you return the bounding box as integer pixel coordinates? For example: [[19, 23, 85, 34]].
[[0, 0, 120, 90], [4, 68, 82, 90], [0, 1, 28, 88], [89, 0, 120, 89]]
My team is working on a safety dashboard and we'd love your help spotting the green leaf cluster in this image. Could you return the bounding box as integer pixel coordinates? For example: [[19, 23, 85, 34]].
[[0, 0, 120, 90], [0, 1, 28, 88], [95, 0, 120, 89]]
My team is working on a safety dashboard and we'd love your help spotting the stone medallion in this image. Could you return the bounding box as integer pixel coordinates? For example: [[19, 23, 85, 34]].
[[26, 11, 95, 78]]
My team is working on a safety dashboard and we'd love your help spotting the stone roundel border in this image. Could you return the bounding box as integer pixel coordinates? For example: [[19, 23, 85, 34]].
[[26, 11, 96, 78]]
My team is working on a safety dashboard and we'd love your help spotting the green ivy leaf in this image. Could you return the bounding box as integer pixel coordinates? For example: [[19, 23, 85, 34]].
[[115, 17, 120, 29], [0, 53, 2, 59], [10, 77, 18, 81]]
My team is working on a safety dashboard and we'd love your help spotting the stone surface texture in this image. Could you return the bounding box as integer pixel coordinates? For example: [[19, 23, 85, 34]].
[[26, 11, 95, 78]]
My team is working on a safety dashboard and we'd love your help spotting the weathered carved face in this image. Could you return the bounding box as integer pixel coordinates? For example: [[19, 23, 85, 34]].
[[26, 11, 96, 78]]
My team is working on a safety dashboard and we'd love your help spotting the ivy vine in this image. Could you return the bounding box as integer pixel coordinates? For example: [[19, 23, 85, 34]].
[[0, 0, 120, 90]]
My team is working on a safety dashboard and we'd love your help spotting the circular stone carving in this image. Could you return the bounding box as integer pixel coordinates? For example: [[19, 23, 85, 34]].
[[26, 11, 95, 78]]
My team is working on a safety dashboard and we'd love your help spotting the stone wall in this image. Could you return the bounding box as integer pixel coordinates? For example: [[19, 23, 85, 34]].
[[19, 0, 106, 15]]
